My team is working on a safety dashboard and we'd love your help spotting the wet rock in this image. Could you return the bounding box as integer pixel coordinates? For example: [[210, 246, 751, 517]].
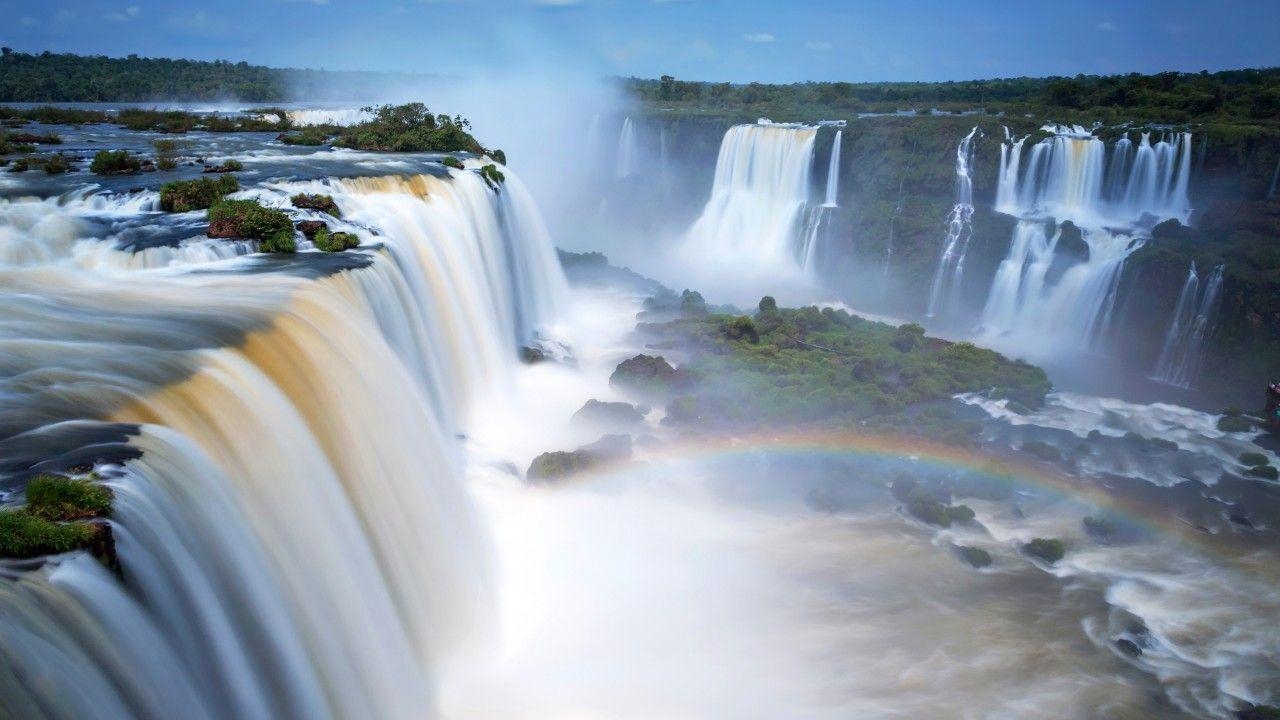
[[956, 545, 992, 568], [296, 220, 328, 238], [1021, 440, 1062, 462], [1023, 537, 1065, 563], [571, 399, 646, 432], [609, 354, 687, 398], [526, 434, 632, 483], [1115, 638, 1142, 657], [518, 346, 546, 364], [1237, 705, 1280, 720]]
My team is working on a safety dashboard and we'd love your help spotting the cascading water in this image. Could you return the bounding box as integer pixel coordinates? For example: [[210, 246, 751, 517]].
[[616, 116, 639, 179], [681, 120, 819, 274], [823, 130, 842, 207], [926, 126, 978, 318], [0, 162, 569, 720], [1152, 263, 1225, 388], [977, 125, 1192, 361]]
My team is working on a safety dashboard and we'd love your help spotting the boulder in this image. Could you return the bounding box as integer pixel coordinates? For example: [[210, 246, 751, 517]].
[[956, 546, 992, 568], [609, 354, 686, 397], [296, 220, 328, 238], [571, 399, 646, 432], [526, 434, 633, 482], [1023, 537, 1065, 563]]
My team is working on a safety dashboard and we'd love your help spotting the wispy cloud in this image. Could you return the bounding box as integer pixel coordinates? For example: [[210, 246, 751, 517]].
[[275, 0, 329, 4], [743, 32, 775, 43], [1097, 21, 1118, 32], [805, 40, 832, 51]]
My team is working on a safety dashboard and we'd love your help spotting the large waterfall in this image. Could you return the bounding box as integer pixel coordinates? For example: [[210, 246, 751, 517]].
[[823, 129, 842, 207], [0, 164, 568, 719], [1152, 262, 1225, 388], [977, 125, 1193, 361], [681, 121, 819, 273], [616, 116, 639, 179], [926, 126, 979, 318]]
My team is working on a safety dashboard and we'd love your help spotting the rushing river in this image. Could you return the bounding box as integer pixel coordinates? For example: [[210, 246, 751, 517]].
[[0, 117, 1277, 720]]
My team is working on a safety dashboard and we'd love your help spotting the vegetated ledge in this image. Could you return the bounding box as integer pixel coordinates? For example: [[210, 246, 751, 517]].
[[630, 292, 1050, 443], [0, 474, 117, 570]]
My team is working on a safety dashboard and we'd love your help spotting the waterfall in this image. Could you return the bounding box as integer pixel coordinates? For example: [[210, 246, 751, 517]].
[[0, 166, 568, 719], [616, 116, 639, 179], [926, 127, 979, 317], [681, 121, 819, 272], [1269, 154, 1280, 200], [1152, 263, 1225, 388], [823, 130, 843, 207], [979, 125, 1192, 361]]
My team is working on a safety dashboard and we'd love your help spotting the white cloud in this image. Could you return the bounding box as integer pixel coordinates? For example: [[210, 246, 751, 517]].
[[532, 0, 583, 5], [805, 40, 832, 51], [127, 5, 140, 15], [1097, 21, 1118, 32], [275, 0, 329, 4], [743, 32, 775, 43], [19, 16, 39, 26]]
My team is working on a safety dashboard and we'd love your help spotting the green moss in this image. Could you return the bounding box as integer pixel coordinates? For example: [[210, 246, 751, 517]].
[[957, 546, 992, 568], [313, 228, 359, 252], [479, 163, 505, 189], [25, 475, 112, 521], [441, 156, 465, 169], [89, 149, 141, 175], [160, 175, 239, 213], [0, 511, 98, 559], [946, 504, 976, 523], [331, 103, 487, 154], [207, 199, 296, 253], [1219, 415, 1255, 433], [1024, 538, 1066, 563], [1245, 464, 1280, 480], [290, 193, 341, 217]]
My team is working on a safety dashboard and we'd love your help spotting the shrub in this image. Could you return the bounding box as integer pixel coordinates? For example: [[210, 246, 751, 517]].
[[24, 475, 112, 521], [479, 163, 505, 189], [1218, 415, 1254, 433], [441, 156, 465, 169], [160, 175, 239, 213], [313, 228, 359, 252], [331, 103, 487, 154], [957, 546, 992, 568], [41, 154, 70, 174], [680, 289, 708, 316], [207, 199, 296, 253], [290, 193, 341, 217], [723, 316, 760, 344], [90, 149, 141, 175], [1024, 538, 1065, 563], [277, 128, 330, 146]]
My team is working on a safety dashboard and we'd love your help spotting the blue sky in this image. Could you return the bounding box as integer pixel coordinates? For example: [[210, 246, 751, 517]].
[[2, 0, 1277, 83]]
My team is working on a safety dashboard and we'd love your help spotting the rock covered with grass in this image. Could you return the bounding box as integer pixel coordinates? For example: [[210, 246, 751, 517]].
[[571, 399, 646, 432], [291, 193, 341, 217], [527, 434, 633, 482], [1023, 537, 1066, 564], [207, 199, 295, 253], [313, 227, 359, 252], [0, 475, 114, 563], [90, 149, 141, 175]]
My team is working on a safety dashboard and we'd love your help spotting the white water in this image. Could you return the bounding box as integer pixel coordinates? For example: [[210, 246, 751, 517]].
[[1153, 263, 1225, 388], [678, 121, 820, 288], [0, 165, 569, 719], [616, 116, 639, 179], [926, 126, 978, 318], [823, 130, 842, 207], [977, 126, 1191, 361]]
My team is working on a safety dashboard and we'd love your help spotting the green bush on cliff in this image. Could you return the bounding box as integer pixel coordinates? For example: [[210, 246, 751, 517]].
[[160, 175, 239, 212], [90, 149, 141, 175], [313, 228, 359, 252], [441, 156, 465, 169], [290, 193, 341, 217], [332, 103, 487, 154]]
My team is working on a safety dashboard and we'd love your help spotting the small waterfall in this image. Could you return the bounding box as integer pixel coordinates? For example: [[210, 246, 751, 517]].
[[926, 127, 979, 317], [1152, 263, 1225, 388], [682, 120, 819, 271], [616, 116, 639, 179], [823, 130, 843, 207]]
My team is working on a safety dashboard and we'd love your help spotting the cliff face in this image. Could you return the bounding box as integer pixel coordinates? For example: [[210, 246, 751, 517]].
[[639, 112, 1280, 407]]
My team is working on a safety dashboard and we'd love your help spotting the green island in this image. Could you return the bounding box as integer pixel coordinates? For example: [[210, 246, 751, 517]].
[[0, 474, 115, 564]]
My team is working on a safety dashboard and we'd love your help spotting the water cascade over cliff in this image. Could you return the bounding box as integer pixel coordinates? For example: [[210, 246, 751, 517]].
[[616, 116, 639, 179], [1151, 262, 1225, 388], [681, 121, 820, 275], [0, 163, 568, 720], [926, 127, 979, 318], [976, 126, 1194, 362]]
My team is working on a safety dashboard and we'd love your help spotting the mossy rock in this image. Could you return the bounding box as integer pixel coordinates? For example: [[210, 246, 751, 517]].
[[722, 316, 760, 344], [160, 175, 239, 213], [203, 158, 243, 173], [0, 474, 114, 562], [89, 149, 141, 175], [207, 199, 296, 253], [571, 399, 646, 431], [1022, 440, 1063, 462], [1218, 415, 1255, 433], [1023, 537, 1065, 563], [610, 354, 685, 398], [946, 504, 976, 523], [25, 475, 112, 521], [441, 156, 465, 170], [1245, 464, 1280, 480], [291, 193, 341, 217], [1239, 451, 1270, 467], [956, 545, 992, 568], [313, 227, 359, 252], [479, 163, 505, 189], [526, 434, 632, 482]]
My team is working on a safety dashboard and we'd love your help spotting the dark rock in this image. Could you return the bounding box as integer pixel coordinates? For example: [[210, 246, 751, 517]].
[[1023, 537, 1066, 563], [526, 434, 632, 482], [1237, 705, 1280, 720], [1022, 440, 1063, 462], [518, 346, 546, 364], [571, 399, 645, 432], [956, 545, 992, 568], [609, 354, 686, 398], [296, 220, 328, 239], [1115, 638, 1142, 657]]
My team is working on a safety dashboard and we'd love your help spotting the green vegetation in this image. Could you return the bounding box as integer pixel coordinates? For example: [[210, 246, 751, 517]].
[[0, 138, 36, 154], [0, 474, 112, 560], [5, 130, 59, 144], [313, 228, 359, 252], [957, 546, 993, 568], [207, 200, 295, 252], [90, 149, 141, 175], [204, 158, 243, 173], [479, 163, 505, 189], [609, 354, 688, 399], [631, 68, 1280, 126], [1024, 538, 1066, 563], [160, 175, 239, 213], [892, 476, 976, 527], [1245, 464, 1280, 480], [277, 127, 330, 146], [1218, 415, 1256, 433], [641, 296, 1050, 432], [291, 193, 341, 217], [152, 138, 181, 170], [332, 103, 486, 154], [527, 435, 631, 482], [441, 156, 465, 169]]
